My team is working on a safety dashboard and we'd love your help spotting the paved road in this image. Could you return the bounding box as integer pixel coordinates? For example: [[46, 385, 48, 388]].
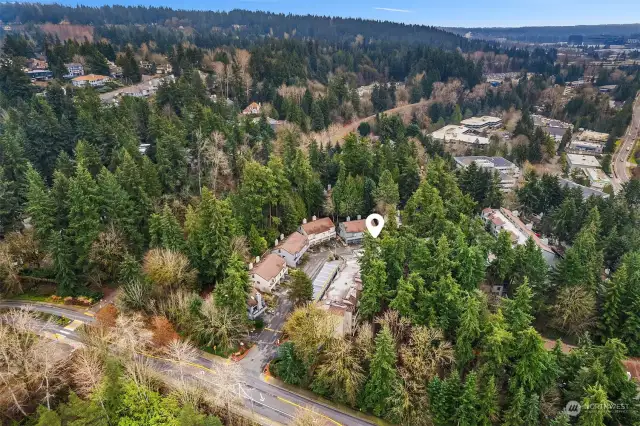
[[612, 94, 640, 190], [0, 300, 375, 426]]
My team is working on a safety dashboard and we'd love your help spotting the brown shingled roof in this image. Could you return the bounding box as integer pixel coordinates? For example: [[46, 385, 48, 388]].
[[278, 232, 308, 255], [251, 254, 286, 281], [301, 217, 335, 235], [342, 219, 366, 233]]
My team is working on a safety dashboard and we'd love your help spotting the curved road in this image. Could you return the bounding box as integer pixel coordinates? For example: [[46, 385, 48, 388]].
[[0, 300, 375, 426], [612, 94, 640, 190]]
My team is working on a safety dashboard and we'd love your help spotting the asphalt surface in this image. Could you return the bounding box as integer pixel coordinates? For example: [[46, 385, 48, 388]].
[[0, 299, 375, 426], [612, 94, 640, 190]]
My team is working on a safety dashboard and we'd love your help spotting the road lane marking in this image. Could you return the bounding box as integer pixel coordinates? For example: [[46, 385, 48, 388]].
[[276, 396, 342, 426], [264, 328, 282, 333]]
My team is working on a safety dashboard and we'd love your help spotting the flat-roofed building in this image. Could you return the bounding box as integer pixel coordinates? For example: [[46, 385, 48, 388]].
[[559, 178, 609, 199], [569, 140, 604, 154], [430, 125, 489, 145], [454, 156, 520, 191], [584, 168, 611, 190], [567, 153, 601, 169], [460, 116, 503, 130]]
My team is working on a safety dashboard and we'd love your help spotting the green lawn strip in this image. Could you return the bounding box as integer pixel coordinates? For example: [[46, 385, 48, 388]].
[[630, 139, 640, 165], [267, 375, 392, 426]]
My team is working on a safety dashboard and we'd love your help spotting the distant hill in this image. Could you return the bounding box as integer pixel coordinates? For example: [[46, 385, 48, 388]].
[[446, 23, 640, 44], [0, 3, 475, 50]]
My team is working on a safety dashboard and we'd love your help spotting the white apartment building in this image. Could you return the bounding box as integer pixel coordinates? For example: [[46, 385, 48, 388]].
[[249, 254, 288, 294], [298, 217, 336, 247]]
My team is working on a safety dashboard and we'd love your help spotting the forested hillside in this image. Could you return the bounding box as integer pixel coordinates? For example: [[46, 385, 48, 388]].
[[1, 3, 475, 49]]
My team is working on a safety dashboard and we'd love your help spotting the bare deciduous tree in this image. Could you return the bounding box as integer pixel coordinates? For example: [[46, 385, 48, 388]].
[[164, 338, 198, 383]]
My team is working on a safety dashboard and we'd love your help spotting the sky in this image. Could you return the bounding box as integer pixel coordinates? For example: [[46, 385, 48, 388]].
[[51, 0, 640, 28]]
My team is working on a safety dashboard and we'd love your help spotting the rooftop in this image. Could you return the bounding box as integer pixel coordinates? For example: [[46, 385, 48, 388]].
[[72, 74, 109, 81], [460, 116, 502, 127], [342, 219, 367, 233], [454, 156, 516, 169], [559, 178, 610, 199], [430, 125, 490, 145], [567, 154, 601, 168], [301, 217, 335, 235], [575, 129, 609, 143], [251, 254, 286, 281], [277, 232, 308, 255]]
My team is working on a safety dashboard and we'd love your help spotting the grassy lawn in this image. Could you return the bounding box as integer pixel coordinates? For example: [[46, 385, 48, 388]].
[[10, 293, 58, 303], [630, 139, 639, 165]]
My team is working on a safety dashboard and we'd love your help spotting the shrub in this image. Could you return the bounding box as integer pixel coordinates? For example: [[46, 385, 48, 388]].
[[143, 248, 198, 294]]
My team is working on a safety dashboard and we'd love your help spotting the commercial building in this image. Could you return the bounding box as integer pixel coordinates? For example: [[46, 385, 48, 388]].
[[569, 140, 604, 154], [584, 168, 611, 190], [574, 129, 609, 144], [249, 254, 287, 294], [460, 116, 503, 130], [338, 218, 366, 244], [272, 232, 309, 267], [298, 217, 336, 247], [566, 154, 601, 170], [454, 156, 520, 191], [481, 207, 557, 266], [559, 178, 610, 199], [72, 74, 110, 87], [430, 125, 489, 145]]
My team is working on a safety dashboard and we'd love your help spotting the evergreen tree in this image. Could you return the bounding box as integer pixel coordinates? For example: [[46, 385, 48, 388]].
[[359, 257, 388, 318], [248, 225, 268, 256], [214, 253, 250, 318], [374, 169, 400, 213], [67, 164, 101, 273], [389, 275, 415, 319], [149, 204, 185, 252], [362, 326, 400, 418], [25, 165, 55, 245], [456, 372, 479, 425], [455, 292, 484, 369], [502, 387, 526, 426], [478, 375, 500, 426], [311, 102, 325, 132], [488, 230, 515, 284], [578, 383, 610, 426], [284, 269, 313, 306], [186, 188, 235, 283], [503, 278, 534, 333]]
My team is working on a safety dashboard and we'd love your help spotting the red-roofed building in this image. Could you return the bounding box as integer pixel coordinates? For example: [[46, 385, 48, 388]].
[[272, 232, 309, 266], [338, 217, 366, 244], [298, 216, 336, 247], [249, 254, 287, 293]]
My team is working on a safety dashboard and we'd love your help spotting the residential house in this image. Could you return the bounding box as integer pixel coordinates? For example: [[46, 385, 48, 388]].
[[247, 289, 267, 320], [338, 217, 366, 244], [156, 63, 173, 75], [139, 60, 153, 71], [242, 102, 261, 115], [26, 58, 48, 71], [72, 74, 110, 87], [272, 232, 309, 267], [64, 62, 84, 78], [298, 217, 336, 247], [249, 254, 287, 293], [482, 207, 558, 266]]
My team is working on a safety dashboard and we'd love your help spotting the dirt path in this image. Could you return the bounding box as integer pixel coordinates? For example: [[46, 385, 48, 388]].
[[327, 101, 429, 144]]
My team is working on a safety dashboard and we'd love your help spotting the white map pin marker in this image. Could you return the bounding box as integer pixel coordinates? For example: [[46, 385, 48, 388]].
[[365, 213, 385, 238]]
